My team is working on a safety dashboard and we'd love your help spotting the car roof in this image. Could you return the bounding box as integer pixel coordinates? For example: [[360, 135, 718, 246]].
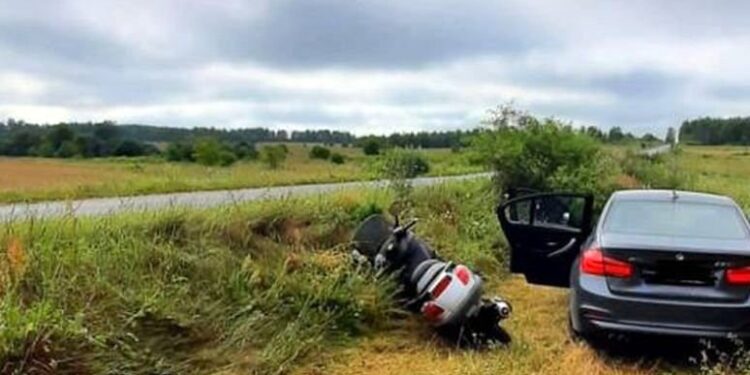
[[611, 189, 736, 206]]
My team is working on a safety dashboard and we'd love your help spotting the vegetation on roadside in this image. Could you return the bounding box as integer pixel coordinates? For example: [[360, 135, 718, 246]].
[[471, 105, 620, 206], [0, 180, 502, 374]]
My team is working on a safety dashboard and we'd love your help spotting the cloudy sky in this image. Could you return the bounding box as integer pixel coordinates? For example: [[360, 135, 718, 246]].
[[1, 0, 750, 135]]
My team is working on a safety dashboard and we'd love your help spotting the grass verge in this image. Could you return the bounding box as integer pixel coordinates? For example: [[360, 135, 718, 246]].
[[0, 179, 502, 374]]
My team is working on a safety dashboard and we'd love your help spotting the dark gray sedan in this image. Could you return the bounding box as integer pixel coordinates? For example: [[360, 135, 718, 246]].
[[498, 189, 750, 339]]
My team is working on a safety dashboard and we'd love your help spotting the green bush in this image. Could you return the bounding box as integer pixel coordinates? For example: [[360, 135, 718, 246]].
[[193, 138, 237, 166], [379, 149, 430, 179], [113, 139, 146, 157], [330, 153, 345, 164], [233, 141, 258, 160], [309, 145, 331, 160], [470, 105, 616, 197], [165, 142, 195, 162], [260, 145, 288, 169], [363, 140, 381, 156]]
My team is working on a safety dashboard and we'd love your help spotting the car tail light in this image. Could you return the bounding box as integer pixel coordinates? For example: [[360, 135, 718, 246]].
[[431, 276, 452, 298], [580, 247, 633, 278], [454, 265, 471, 285], [421, 302, 444, 322], [726, 266, 750, 285]]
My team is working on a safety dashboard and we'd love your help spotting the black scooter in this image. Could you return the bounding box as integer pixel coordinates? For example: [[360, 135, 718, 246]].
[[352, 214, 512, 347]]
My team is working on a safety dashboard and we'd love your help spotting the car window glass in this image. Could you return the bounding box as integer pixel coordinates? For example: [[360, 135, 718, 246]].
[[604, 200, 749, 239], [533, 196, 586, 230], [504, 199, 531, 224]]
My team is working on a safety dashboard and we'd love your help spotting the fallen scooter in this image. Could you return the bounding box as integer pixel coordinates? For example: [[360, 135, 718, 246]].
[[351, 214, 512, 347]]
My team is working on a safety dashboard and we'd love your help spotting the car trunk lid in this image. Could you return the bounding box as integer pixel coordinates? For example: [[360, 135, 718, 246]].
[[601, 233, 750, 303]]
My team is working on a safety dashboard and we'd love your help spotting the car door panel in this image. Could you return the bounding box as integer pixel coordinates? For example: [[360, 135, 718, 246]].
[[497, 192, 594, 287]]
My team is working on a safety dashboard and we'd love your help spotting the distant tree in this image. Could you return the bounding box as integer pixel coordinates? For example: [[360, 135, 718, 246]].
[[607, 127, 625, 143], [113, 140, 146, 157], [3, 130, 40, 156], [584, 126, 606, 141], [193, 138, 236, 166], [665, 127, 676, 145], [93, 121, 119, 141], [309, 145, 331, 160], [233, 141, 258, 160], [641, 133, 660, 143], [260, 145, 287, 169], [330, 153, 345, 164], [44, 124, 75, 155], [55, 140, 78, 158], [363, 139, 381, 155], [165, 142, 195, 162]]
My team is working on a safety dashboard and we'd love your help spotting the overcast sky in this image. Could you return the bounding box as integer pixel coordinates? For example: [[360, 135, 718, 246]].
[[1, 0, 750, 135]]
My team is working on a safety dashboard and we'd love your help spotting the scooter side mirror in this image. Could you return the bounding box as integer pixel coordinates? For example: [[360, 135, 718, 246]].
[[393, 219, 418, 238]]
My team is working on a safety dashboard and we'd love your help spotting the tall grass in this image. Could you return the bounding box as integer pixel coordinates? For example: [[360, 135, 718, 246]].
[[0, 180, 502, 374]]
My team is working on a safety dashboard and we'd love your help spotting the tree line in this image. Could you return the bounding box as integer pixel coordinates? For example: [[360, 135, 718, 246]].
[[577, 125, 663, 145], [0, 120, 482, 158], [0, 117, 669, 161], [356, 129, 478, 149], [679, 117, 750, 145], [0, 120, 159, 158]]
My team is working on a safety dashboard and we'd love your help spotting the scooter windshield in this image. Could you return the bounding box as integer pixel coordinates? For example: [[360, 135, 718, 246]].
[[352, 214, 393, 259]]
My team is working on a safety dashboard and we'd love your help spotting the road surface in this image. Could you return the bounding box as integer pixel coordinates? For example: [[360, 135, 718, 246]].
[[640, 144, 672, 157], [0, 173, 491, 222]]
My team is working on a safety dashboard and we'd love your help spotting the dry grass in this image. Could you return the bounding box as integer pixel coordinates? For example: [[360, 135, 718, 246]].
[[0, 157, 119, 191], [294, 277, 693, 375]]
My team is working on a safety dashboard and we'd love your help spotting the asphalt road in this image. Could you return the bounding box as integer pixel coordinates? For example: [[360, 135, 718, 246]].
[[640, 144, 672, 157], [0, 173, 492, 222]]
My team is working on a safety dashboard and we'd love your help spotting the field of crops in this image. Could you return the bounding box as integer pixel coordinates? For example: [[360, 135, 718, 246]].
[[0, 145, 481, 204]]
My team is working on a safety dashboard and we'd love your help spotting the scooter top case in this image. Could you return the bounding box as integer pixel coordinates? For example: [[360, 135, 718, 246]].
[[352, 214, 392, 261]]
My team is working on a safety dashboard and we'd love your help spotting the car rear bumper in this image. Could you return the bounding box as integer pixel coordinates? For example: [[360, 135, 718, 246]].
[[572, 274, 750, 338]]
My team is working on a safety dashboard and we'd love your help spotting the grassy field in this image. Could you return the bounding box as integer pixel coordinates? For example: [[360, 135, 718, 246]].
[[0, 144, 482, 204], [3, 145, 749, 374], [677, 145, 750, 210]]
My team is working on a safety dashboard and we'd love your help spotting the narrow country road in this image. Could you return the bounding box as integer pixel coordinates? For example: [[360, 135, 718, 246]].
[[0, 173, 491, 222], [640, 144, 672, 157]]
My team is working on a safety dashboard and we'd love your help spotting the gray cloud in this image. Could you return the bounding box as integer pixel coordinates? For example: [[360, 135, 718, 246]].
[[209, 0, 549, 69], [1, 0, 750, 134]]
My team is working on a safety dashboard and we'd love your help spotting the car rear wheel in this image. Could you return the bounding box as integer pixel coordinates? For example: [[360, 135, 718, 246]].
[[568, 312, 597, 344]]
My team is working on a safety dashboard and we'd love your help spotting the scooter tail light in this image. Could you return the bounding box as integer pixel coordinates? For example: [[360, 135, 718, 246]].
[[431, 275, 452, 298], [580, 247, 633, 278], [726, 266, 750, 285], [454, 265, 471, 285], [422, 302, 444, 322]]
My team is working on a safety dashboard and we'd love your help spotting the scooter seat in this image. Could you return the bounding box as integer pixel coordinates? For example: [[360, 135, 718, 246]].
[[411, 259, 451, 295], [410, 259, 439, 284]]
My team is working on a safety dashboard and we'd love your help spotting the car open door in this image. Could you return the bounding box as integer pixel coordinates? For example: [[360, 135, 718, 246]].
[[497, 192, 594, 287]]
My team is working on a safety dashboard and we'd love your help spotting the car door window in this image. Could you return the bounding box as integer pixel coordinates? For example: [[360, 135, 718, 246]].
[[533, 196, 587, 230], [503, 195, 588, 231], [504, 199, 531, 224]]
